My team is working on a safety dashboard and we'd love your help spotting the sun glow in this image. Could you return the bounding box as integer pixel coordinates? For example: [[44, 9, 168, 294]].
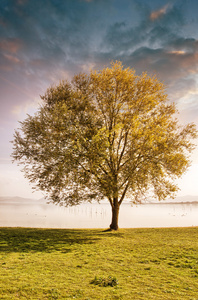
[[150, 4, 169, 21], [168, 50, 186, 55]]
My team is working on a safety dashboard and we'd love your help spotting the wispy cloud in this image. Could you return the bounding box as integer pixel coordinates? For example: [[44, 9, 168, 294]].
[[149, 4, 170, 21], [3, 53, 21, 64], [0, 38, 22, 53]]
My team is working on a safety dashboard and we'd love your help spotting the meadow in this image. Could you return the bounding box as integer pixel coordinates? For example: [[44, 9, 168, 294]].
[[0, 227, 198, 299]]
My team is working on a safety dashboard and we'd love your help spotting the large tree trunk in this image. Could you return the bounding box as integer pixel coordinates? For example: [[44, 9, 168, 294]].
[[110, 203, 120, 230]]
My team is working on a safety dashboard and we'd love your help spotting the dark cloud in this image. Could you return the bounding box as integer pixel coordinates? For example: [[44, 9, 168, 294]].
[[0, 0, 198, 126], [95, 1, 198, 121], [0, 0, 103, 122], [101, 2, 185, 58]]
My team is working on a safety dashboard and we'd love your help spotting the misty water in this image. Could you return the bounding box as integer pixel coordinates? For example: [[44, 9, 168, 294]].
[[0, 201, 198, 228]]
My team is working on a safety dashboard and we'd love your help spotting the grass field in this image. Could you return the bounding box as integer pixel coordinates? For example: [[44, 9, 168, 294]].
[[0, 227, 198, 299]]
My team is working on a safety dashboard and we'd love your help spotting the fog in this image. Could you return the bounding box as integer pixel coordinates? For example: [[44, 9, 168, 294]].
[[0, 202, 198, 229]]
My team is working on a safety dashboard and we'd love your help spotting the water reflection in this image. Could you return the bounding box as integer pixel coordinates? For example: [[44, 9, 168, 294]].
[[0, 202, 197, 228]]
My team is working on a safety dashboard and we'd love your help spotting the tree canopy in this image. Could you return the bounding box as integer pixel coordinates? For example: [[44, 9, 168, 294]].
[[12, 61, 197, 229]]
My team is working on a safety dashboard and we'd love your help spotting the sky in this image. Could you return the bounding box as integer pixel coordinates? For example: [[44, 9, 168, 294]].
[[0, 0, 198, 199]]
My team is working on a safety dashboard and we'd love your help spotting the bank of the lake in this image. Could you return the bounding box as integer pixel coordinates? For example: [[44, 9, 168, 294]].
[[0, 227, 198, 299]]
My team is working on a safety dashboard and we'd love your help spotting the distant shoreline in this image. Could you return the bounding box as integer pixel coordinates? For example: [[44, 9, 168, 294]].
[[0, 195, 198, 205]]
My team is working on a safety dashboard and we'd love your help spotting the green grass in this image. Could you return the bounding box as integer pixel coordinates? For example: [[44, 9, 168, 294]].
[[0, 227, 198, 299]]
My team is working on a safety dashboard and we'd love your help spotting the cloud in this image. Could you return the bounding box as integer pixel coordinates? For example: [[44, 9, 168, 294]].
[[11, 97, 41, 118], [0, 0, 102, 74], [17, 0, 28, 5], [101, 2, 185, 56], [126, 39, 198, 80], [149, 4, 170, 21], [0, 38, 22, 53], [3, 53, 21, 64], [99, 4, 197, 76], [92, 1, 198, 130], [168, 50, 186, 55], [0, 0, 198, 125]]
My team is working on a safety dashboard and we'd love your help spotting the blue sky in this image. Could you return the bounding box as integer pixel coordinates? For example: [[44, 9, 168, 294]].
[[0, 0, 198, 198]]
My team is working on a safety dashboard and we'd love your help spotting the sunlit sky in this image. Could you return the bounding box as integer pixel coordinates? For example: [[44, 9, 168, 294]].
[[0, 0, 198, 199]]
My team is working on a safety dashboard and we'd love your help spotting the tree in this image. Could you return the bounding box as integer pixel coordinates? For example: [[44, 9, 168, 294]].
[[12, 61, 197, 230]]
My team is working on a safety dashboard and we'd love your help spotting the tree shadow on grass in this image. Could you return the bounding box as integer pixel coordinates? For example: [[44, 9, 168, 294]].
[[0, 227, 102, 253]]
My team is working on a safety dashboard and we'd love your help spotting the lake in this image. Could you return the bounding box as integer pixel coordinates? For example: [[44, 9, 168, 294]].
[[0, 202, 198, 228]]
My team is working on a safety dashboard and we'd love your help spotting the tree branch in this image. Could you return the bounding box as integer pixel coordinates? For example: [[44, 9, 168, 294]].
[[117, 130, 129, 170], [118, 182, 129, 205], [116, 127, 124, 159]]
